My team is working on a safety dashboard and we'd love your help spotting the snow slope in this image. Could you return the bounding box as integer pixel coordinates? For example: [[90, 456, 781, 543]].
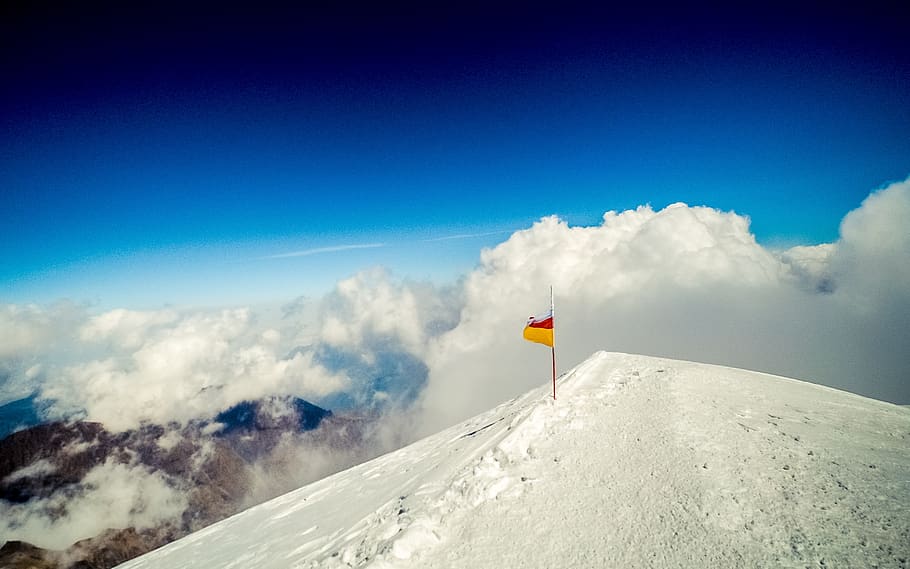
[[118, 352, 910, 568]]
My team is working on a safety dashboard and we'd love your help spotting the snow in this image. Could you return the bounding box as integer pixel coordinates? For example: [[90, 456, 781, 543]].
[[117, 352, 910, 569]]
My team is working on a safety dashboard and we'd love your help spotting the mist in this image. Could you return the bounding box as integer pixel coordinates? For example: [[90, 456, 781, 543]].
[[0, 458, 187, 550]]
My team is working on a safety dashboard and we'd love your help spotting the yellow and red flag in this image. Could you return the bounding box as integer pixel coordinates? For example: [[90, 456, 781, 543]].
[[523, 309, 554, 347], [524, 287, 557, 399]]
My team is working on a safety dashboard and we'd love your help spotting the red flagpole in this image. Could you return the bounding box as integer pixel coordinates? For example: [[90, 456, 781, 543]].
[[550, 286, 556, 400], [551, 346, 556, 400]]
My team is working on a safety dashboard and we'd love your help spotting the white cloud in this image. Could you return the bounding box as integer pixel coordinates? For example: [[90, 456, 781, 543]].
[[0, 459, 187, 550], [318, 267, 457, 358], [0, 302, 86, 404], [0, 302, 81, 359], [421, 229, 514, 242], [40, 309, 348, 431], [3, 459, 57, 483], [779, 243, 836, 293], [262, 242, 386, 259], [0, 272, 455, 430], [416, 178, 910, 433], [307, 268, 461, 410], [831, 180, 910, 306], [79, 308, 180, 348]]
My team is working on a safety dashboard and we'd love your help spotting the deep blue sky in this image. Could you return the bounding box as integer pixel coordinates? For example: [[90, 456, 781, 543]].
[[2, 2, 908, 308]]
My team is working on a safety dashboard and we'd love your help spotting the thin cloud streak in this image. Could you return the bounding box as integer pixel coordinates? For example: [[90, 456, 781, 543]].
[[421, 230, 514, 242], [262, 243, 386, 260]]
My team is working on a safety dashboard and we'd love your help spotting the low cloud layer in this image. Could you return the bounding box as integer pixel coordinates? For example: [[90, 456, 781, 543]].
[[40, 308, 348, 431], [0, 458, 187, 550], [1, 177, 908, 439], [0, 271, 458, 432]]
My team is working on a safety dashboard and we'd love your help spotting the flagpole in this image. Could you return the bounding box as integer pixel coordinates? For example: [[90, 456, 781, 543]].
[[550, 285, 556, 400]]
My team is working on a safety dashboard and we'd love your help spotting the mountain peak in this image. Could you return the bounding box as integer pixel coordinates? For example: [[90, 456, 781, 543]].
[[118, 352, 910, 568]]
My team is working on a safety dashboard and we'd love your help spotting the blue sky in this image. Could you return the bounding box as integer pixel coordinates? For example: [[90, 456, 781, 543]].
[[2, 3, 908, 309]]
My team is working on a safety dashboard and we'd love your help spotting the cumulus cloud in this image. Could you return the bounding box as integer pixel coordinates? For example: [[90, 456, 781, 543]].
[[0, 302, 86, 404], [416, 177, 910, 433], [78, 308, 180, 349], [313, 268, 460, 409], [36, 309, 348, 431], [0, 270, 459, 431], [779, 244, 837, 293], [318, 267, 459, 357], [831, 181, 910, 305], [0, 277, 450, 437], [320, 268, 426, 355], [0, 302, 84, 360], [0, 459, 187, 550]]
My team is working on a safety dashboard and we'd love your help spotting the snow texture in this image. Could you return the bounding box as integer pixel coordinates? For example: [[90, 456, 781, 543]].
[[117, 352, 910, 568]]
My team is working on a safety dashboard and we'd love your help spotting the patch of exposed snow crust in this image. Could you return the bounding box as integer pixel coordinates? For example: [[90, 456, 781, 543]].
[[117, 352, 910, 569]]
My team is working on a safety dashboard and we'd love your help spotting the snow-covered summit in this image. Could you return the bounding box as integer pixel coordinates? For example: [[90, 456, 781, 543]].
[[118, 352, 910, 568]]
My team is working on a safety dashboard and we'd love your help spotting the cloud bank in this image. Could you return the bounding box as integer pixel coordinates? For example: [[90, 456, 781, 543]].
[[1, 176, 908, 439], [0, 271, 458, 433], [0, 305, 351, 432], [416, 177, 910, 433], [38, 309, 348, 431]]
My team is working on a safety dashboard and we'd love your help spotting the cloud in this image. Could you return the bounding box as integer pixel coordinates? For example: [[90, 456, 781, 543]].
[[415, 177, 910, 433], [778, 243, 836, 293], [1, 269, 456, 431], [831, 180, 910, 305], [241, 432, 379, 509], [0, 302, 86, 404], [79, 308, 180, 349], [318, 267, 457, 357], [39, 308, 349, 431], [261, 243, 386, 259], [312, 268, 460, 409], [421, 230, 514, 242], [0, 304, 67, 359], [0, 458, 187, 550]]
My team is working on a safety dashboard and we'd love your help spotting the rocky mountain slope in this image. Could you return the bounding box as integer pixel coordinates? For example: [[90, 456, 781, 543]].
[[0, 397, 380, 569]]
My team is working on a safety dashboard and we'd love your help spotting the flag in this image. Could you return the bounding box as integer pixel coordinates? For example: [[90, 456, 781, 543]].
[[523, 309, 554, 347]]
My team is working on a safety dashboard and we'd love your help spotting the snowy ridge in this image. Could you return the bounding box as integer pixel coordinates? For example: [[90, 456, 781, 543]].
[[118, 352, 910, 568]]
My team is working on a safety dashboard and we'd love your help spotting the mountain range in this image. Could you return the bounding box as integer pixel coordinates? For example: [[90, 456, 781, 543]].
[[0, 396, 383, 569]]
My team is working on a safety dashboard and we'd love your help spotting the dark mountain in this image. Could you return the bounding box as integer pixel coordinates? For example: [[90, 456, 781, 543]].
[[215, 397, 330, 435], [0, 421, 109, 503], [0, 540, 56, 569], [0, 528, 173, 569], [0, 396, 377, 569]]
